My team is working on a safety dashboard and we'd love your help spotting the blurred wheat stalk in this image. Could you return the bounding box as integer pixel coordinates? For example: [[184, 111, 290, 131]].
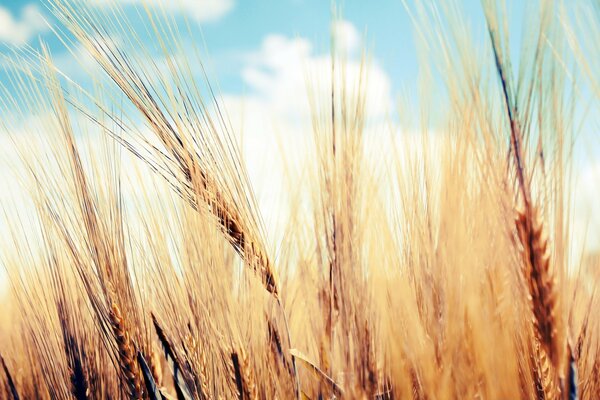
[[0, 0, 597, 399]]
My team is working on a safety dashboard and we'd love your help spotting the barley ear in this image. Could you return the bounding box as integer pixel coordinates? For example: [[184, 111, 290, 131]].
[[183, 330, 209, 400], [109, 303, 144, 400], [240, 349, 258, 400], [515, 208, 561, 366]]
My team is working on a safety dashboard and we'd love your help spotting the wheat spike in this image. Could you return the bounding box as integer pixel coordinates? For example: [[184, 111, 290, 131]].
[[198, 350, 211, 400], [48, 0, 280, 297], [183, 331, 210, 400], [109, 303, 144, 400], [533, 340, 559, 399], [515, 208, 560, 367], [240, 349, 258, 400], [228, 347, 257, 400]]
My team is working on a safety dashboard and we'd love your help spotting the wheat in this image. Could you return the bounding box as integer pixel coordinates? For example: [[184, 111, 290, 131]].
[[516, 208, 561, 368], [109, 303, 144, 399], [0, 0, 597, 399]]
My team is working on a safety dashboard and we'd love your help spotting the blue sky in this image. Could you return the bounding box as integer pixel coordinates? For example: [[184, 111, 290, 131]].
[[0, 0, 491, 96]]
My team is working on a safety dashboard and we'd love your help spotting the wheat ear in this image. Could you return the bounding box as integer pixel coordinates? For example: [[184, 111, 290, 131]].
[[515, 208, 560, 366], [533, 340, 560, 399], [487, 0, 562, 373], [109, 303, 144, 399], [240, 349, 258, 400], [183, 331, 210, 400]]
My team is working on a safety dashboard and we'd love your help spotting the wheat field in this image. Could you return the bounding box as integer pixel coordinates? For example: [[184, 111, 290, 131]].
[[0, 0, 598, 399]]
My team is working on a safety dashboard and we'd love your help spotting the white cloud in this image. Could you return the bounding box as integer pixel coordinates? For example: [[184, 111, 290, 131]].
[[91, 0, 234, 22], [220, 26, 393, 237], [332, 19, 361, 55], [573, 162, 600, 253], [0, 4, 48, 45], [239, 32, 392, 123]]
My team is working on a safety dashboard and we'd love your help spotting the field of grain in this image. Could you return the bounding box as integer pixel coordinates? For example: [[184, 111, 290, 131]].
[[0, 0, 598, 399]]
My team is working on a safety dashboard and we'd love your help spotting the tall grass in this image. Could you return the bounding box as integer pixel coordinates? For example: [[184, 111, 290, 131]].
[[0, 0, 598, 399]]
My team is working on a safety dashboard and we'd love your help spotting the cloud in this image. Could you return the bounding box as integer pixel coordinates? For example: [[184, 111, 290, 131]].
[[91, 0, 234, 22], [220, 26, 393, 234], [0, 4, 48, 45], [573, 162, 600, 253], [239, 31, 392, 122], [332, 20, 361, 54], [0, 19, 394, 284]]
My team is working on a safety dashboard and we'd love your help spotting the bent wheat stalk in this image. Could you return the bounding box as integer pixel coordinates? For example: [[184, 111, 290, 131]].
[[48, 0, 279, 297]]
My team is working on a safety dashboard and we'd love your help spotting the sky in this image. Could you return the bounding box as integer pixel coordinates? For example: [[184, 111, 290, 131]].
[[0, 0, 598, 258], [0, 0, 491, 95]]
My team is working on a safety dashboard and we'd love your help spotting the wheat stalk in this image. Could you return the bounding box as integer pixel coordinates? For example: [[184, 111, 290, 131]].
[[47, 0, 280, 298], [0, 0, 593, 399]]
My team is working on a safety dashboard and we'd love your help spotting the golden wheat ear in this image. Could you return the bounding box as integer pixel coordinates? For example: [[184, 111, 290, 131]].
[[182, 324, 210, 399], [109, 303, 144, 400], [229, 347, 257, 400], [151, 314, 194, 400], [48, 0, 280, 298], [515, 208, 561, 364], [0, 355, 19, 400]]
